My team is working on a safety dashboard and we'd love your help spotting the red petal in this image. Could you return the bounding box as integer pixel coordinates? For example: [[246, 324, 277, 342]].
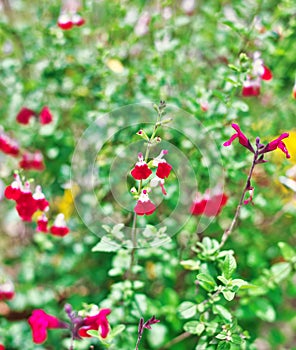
[[156, 162, 172, 179], [134, 200, 156, 216], [16, 107, 35, 124], [39, 107, 53, 125], [261, 65, 273, 81], [131, 164, 152, 180]]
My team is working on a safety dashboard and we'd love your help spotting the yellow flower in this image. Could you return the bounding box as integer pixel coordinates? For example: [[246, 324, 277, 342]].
[[106, 59, 124, 73]]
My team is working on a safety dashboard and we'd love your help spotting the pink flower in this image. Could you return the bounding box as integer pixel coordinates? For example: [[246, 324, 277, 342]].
[[131, 153, 152, 180], [260, 133, 290, 159], [191, 191, 228, 217], [39, 106, 53, 125], [19, 151, 45, 171], [0, 279, 15, 301], [37, 214, 48, 233], [28, 309, 68, 344], [134, 12, 150, 36], [78, 308, 111, 338], [16, 107, 35, 124], [134, 189, 156, 216], [223, 123, 255, 153], [50, 214, 70, 236]]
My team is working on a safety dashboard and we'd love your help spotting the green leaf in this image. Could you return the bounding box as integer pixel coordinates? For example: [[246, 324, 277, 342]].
[[254, 299, 276, 322], [109, 324, 126, 337], [178, 301, 197, 319], [271, 262, 292, 283], [213, 304, 232, 322], [222, 290, 235, 301], [180, 259, 200, 270], [278, 242, 296, 261], [92, 237, 121, 252], [222, 254, 237, 279], [217, 341, 231, 350], [196, 273, 217, 292], [184, 321, 205, 335]]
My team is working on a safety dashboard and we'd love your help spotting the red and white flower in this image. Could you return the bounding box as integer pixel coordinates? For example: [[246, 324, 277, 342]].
[[16, 107, 36, 124], [131, 153, 152, 180], [134, 189, 156, 216], [57, 0, 85, 30], [50, 213, 70, 236], [37, 213, 48, 233], [0, 278, 15, 301], [19, 151, 45, 171], [0, 130, 20, 156]]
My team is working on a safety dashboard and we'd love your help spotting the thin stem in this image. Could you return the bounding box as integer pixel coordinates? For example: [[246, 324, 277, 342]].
[[159, 332, 191, 349], [135, 333, 142, 350], [219, 151, 258, 249], [128, 103, 165, 277]]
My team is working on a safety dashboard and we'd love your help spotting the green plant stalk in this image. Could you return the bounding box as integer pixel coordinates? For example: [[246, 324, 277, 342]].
[[129, 103, 165, 276], [219, 150, 258, 249]]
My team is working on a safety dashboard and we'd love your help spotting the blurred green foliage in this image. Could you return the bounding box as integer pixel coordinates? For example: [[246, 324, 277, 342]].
[[1, 0, 296, 349]]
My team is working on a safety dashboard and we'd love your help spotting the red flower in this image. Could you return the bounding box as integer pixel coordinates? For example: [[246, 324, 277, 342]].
[[50, 214, 70, 236], [4, 175, 22, 201], [156, 162, 172, 179], [261, 65, 272, 81], [19, 151, 45, 171], [16, 107, 35, 124], [260, 133, 290, 159], [191, 191, 228, 217], [39, 106, 53, 125], [0, 344, 5, 350], [78, 309, 111, 339], [37, 214, 48, 233], [131, 153, 152, 180], [57, 14, 73, 30], [0, 279, 15, 301], [72, 13, 85, 26], [28, 309, 68, 344], [0, 132, 19, 156], [33, 185, 49, 211], [242, 80, 261, 97], [223, 123, 255, 153], [134, 190, 156, 216]]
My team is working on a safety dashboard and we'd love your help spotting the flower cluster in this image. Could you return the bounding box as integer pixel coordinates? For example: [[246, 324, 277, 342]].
[[28, 305, 111, 344], [131, 149, 172, 216], [4, 174, 69, 236], [191, 190, 228, 217], [0, 129, 19, 156], [57, 0, 85, 30], [242, 52, 272, 97], [16, 106, 53, 125]]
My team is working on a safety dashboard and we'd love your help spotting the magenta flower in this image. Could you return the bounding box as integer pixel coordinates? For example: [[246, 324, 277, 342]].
[[223, 124, 255, 153], [78, 308, 111, 338], [28, 309, 68, 344], [260, 133, 290, 159]]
